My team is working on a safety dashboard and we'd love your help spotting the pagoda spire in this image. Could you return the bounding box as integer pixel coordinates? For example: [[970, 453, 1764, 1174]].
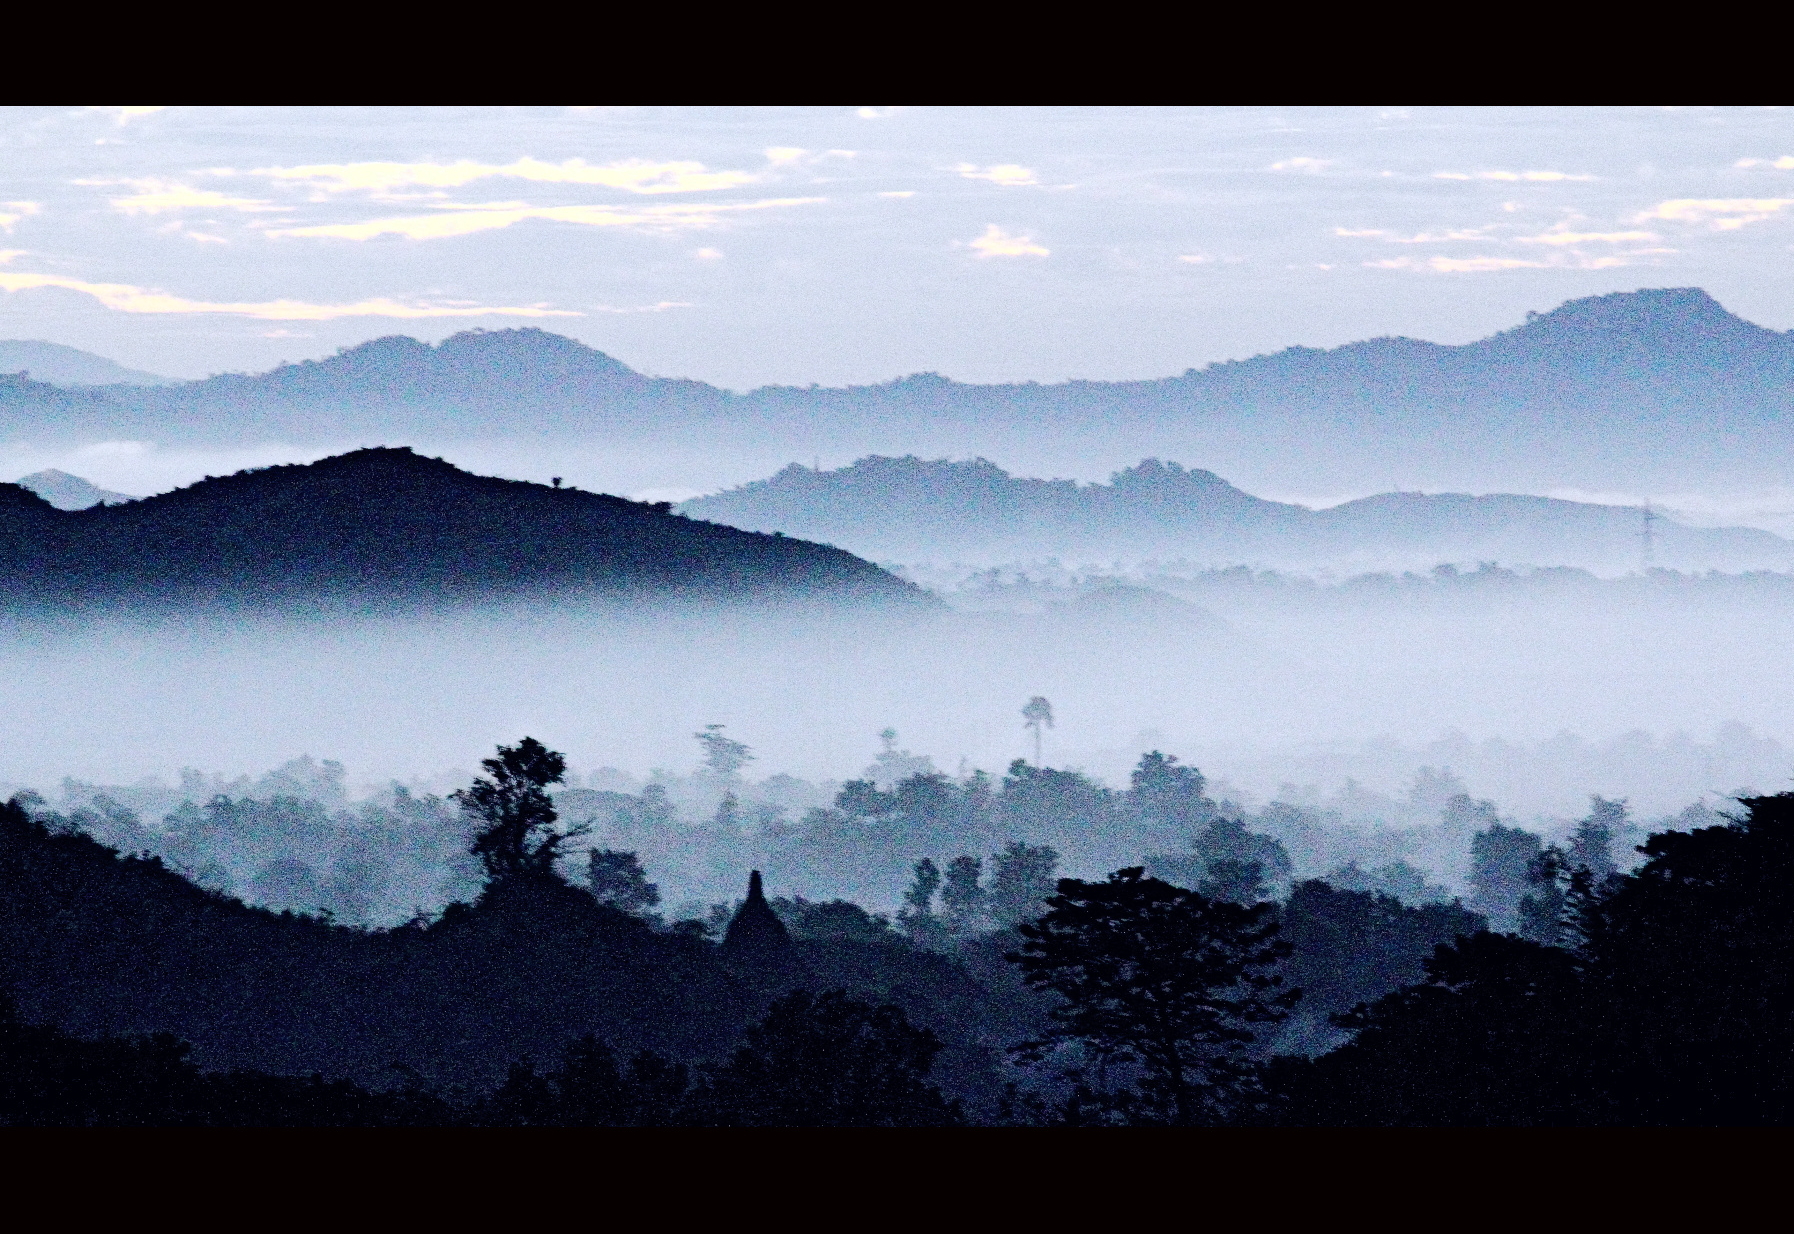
[[721, 869, 792, 958]]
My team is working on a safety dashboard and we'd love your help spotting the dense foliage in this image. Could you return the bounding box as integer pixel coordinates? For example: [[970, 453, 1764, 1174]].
[[3, 735, 1789, 1125]]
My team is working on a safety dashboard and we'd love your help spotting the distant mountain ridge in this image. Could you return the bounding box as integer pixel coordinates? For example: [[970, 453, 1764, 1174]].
[[679, 455, 1793, 574], [14, 469, 138, 510], [7, 288, 1794, 494], [0, 339, 167, 386], [0, 448, 925, 614]]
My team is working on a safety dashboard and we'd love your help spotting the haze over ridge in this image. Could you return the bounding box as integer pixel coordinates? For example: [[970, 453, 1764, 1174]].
[[8, 286, 1794, 530]]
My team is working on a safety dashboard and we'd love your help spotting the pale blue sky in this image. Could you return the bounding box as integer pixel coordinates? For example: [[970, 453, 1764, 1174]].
[[3, 105, 1793, 385]]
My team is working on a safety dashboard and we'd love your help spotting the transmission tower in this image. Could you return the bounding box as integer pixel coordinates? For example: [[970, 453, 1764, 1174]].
[[1640, 501, 1658, 572]]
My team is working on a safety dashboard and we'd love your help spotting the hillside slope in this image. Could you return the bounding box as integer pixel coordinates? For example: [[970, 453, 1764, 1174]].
[[680, 455, 1792, 573], [0, 339, 168, 386], [0, 447, 927, 613], [7, 288, 1794, 493]]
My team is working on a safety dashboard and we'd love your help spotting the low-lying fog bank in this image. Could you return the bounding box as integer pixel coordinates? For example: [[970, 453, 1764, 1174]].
[[3, 574, 1790, 919]]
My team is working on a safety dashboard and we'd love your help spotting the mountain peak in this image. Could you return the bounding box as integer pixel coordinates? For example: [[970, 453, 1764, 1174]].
[[13, 469, 138, 510], [1502, 287, 1777, 348]]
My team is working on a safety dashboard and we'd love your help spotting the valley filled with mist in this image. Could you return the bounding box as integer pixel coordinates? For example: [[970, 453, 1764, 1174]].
[[8, 282, 1794, 1125]]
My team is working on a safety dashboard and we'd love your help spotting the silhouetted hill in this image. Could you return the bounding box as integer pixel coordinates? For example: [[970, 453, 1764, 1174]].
[[0, 339, 168, 386], [0, 798, 1015, 1100], [9, 289, 1794, 494], [13, 469, 137, 510], [0, 447, 926, 614], [680, 455, 1792, 573]]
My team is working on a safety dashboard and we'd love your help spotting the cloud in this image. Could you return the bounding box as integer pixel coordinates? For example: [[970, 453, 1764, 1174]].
[[87, 106, 166, 126], [248, 156, 760, 197], [955, 163, 1040, 187], [264, 196, 825, 242], [0, 202, 41, 233], [879, 190, 917, 198], [966, 224, 1048, 258], [592, 301, 692, 313], [1336, 226, 1493, 243], [0, 250, 24, 264], [1177, 253, 1213, 264], [856, 107, 904, 119], [0, 271, 580, 320], [694, 247, 723, 260], [1403, 255, 1550, 272], [1434, 170, 1596, 182], [1516, 228, 1660, 246], [1368, 248, 1668, 273], [1634, 197, 1794, 230], [1270, 157, 1333, 173], [1734, 156, 1794, 170], [82, 178, 288, 216]]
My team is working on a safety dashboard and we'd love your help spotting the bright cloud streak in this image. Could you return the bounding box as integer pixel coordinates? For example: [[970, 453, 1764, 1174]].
[[1516, 228, 1660, 246], [249, 157, 760, 196], [1735, 156, 1794, 169], [83, 179, 288, 216], [967, 224, 1049, 258], [0, 271, 579, 319], [264, 197, 825, 242], [87, 106, 167, 126], [956, 163, 1040, 187], [1635, 198, 1794, 230], [1434, 170, 1596, 182], [0, 202, 41, 232], [1270, 157, 1333, 173]]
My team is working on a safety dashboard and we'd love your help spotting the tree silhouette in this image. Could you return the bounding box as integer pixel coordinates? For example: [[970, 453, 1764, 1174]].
[[939, 855, 986, 935], [987, 841, 1060, 928], [692, 989, 957, 1126], [586, 850, 660, 915], [1021, 696, 1053, 765], [1008, 867, 1296, 1124], [455, 737, 588, 887], [898, 858, 946, 947], [695, 724, 753, 781]]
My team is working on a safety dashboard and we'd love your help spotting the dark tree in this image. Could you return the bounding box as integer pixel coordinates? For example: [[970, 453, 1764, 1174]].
[[939, 855, 985, 935], [454, 737, 588, 887], [1567, 796, 1623, 878], [898, 858, 946, 947], [1198, 858, 1270, 905], [1468, 823, 1543, 933], [987, 841, 1060, 928], [1274, 932, 1599, 1126], [586, 849, 660, 915], [1128, 751, 1216, 844], [693, 990, 956, 1126], [1148, 815, 1292, 899], [1516, 845, 1570, 947], [486, 1035, 688, 1126], [1008, 867, 1295, 1124]]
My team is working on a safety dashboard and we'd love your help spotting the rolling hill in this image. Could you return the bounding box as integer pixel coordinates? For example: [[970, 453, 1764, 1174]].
[[0, 339, 168, 386], [0, 448, 928, 614], [679, 455, 1794, 574], [7, 287, 1794, 495]]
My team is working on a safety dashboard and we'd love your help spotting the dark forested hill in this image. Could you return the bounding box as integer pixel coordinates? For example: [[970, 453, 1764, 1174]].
[[8, 289, 1794, 499], [679, 455, 1792, 573], [0, 447, 925, 613]]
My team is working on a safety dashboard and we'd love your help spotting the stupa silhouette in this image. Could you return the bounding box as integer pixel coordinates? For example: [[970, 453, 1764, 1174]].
[[721, 870, 792, 959]]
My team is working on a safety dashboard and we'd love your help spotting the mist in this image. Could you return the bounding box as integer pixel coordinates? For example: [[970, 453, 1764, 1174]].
[[6, 567, 1788, 916]]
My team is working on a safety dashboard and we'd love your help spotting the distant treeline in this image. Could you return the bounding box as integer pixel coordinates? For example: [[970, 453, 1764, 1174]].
[[5, 734, 1785, 1125]]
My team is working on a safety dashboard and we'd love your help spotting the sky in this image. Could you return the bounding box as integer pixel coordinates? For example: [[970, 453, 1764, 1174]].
[[3, 105, 1794, 387]]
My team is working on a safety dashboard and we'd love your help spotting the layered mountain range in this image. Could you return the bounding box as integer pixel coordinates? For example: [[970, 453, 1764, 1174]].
[[5, 287, 1794, 494], [680, 456, 1792, 573], [0, 448, 923, 614]]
